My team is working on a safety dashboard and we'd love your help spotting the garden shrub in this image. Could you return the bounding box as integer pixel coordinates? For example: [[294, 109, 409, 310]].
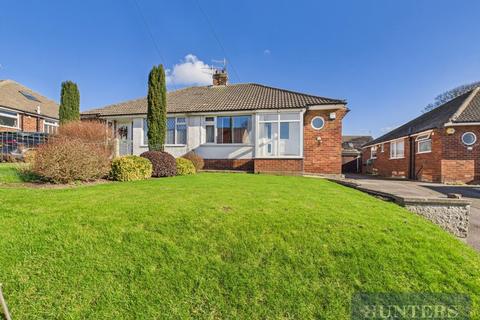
[[140, 151, 176, 177], [22, 149, 36, 164], [57, 120, 113, 143], [182, 151, 204, 171], [110, 156, 152, 181], [176, 158, 196, 176], [33, 137, 111, 184]]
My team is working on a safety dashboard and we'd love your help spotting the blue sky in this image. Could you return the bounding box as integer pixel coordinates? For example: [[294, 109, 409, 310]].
[[1, 0, 479, 137]]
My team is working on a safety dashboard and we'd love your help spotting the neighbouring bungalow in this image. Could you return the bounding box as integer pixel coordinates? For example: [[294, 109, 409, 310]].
[[341, 135, 372, 173], [0, 80, 59, 133], [362, 87, 480, 183], [81, 71, 348, 175]]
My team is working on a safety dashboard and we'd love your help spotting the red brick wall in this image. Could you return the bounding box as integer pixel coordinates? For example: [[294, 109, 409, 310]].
[[303, 109, 346, 174], [414, 130, 442, 182], [362, 138, 410, 178], [441, 126, 480, 183], [254, 158, 303, 174], [203, 159, 254, 171], [22, 114, 40, 132]]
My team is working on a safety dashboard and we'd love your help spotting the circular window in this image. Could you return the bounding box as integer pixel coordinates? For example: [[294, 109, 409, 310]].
[[311, 116, 325, 130], [462, 132, 477, 146]]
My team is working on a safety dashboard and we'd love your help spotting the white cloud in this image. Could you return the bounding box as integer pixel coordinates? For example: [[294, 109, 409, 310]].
[[166, 54, 212, 86]]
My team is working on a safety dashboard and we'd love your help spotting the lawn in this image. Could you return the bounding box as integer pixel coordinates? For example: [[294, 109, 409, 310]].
[[0, 163, 29, 183], [0, 173, 479, 319]]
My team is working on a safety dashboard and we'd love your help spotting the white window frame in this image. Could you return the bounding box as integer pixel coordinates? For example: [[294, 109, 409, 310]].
[[380, 143, 384, 153], [370, 146, 377, 159], [258, 112, 302, 158], [202, 115, 253, 146], [165, 117, 187, 146], [416, 133, 432, 154], [0, 108, 20, 129], [390, 139, 405, 159], [461, 132, 477, 146], [43, 119, 59, 134], [310, 116, 325, 130]]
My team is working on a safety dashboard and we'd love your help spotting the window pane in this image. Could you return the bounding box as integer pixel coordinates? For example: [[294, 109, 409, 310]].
[[0, 115, 17, 127], [176, 117, 186, 123], [259, 114, 278, 122], [280, 113, 300, 121], [279, 122, 300, 156], [217, 116, 232, 144], [143, 119, 148, 144], [233, 116, 251, 144], [397, 141, 404, 157], [206, 125, 215, 143], [176, 124, 187, 144], [205, 116, 214, 122], [419, 140, 431, 152], [280, 122, 289, 139], [166, 118, 175, 144]]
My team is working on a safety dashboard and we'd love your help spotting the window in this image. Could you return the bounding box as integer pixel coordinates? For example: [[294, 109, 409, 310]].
[[370, 146, 377, 159], [0, 109, 19, 128], [390, 139, 405, 159], [143, 117, 187, 146], [213, 115, 252, 144], [416, 133, 432, 153], [258, 112, 301, 157], [380, 144, 384, 152], [311, 116, 325, 130], [462, 132, 477, 146], [166, 117, 187, 145], [44, 120, 58, 134], [205, 117, 215, 143]]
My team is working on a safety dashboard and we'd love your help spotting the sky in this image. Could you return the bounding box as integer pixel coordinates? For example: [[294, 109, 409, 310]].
[[1, 0, 479, 137]]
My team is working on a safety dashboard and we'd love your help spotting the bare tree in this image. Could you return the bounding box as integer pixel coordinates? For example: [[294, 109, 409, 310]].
[[424, 81, 480, 112]]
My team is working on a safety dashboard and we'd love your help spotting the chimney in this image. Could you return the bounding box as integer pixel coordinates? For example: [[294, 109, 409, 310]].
[[212, 69, 228, 86]]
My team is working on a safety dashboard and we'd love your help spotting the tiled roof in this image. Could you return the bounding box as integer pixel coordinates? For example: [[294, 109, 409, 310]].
[[364, 88, 480, 147], [82, 83, 345, 116], [342, 135, 373, 150], [0, 80, 59, 119]]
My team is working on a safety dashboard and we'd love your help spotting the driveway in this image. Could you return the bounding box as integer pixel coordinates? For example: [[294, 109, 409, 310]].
[[345, 174, 480, 251]]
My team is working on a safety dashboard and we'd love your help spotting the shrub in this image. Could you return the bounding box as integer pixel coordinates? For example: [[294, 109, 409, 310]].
[[182, 151, 204, 171], [110, 156, 152, 182], [57, 120, 113, 144], [33, 138, 111, 183], [176, 158, 196, 176], [22, 149, 36, 164], [140, 151, 176, 177], [1, 154, 18, 163]]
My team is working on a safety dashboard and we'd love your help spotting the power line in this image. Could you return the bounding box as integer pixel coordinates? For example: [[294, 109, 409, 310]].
[[194, 0, 241, 83], [130, 0, 177, 90]]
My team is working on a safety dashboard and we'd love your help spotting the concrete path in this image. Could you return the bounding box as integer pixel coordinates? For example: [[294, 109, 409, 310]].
[[345, 174, 480, 251]]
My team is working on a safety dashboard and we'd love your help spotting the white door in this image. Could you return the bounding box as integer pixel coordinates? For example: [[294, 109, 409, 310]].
[[260, 122, 277, 156], [117, 121, 132, 155]]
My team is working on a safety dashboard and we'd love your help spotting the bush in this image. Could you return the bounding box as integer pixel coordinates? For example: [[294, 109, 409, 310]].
[[33, 138, 111, 184], [22, 149, 36, 164], [110, 156, 152, 182], [176, 158, 196, 176], [0, 154, 18, 163], [140, 151, 176, 177], [182, 151, 204, 171], [57, 120, 113, 143]]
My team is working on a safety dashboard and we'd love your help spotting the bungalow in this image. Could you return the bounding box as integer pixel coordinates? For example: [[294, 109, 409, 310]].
[[0, 80, 59, 133], [82, 71, 348, 175], [342, 135, 373, 173], [362, 87, 480, 183]]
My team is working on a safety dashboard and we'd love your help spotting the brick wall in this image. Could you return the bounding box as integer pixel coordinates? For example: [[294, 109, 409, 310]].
[[22, 114, 41, 132], [441, 126, 480, 183], [254, 158, 303, 174], [414, 130, 442, 182], [303, 109, 346, 174], [362, 138, 410, 178], [203, 159, 254, 171]]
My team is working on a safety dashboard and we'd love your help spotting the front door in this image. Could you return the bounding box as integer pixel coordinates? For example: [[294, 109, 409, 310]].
[[117, 122, 132, 155], [260, 122, 277, 156]]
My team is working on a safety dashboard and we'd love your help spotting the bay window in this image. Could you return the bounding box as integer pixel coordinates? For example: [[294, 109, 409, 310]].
[[0, 109, 19, 128], [258, 112, 301, 157], [390, 139, 405, 159]]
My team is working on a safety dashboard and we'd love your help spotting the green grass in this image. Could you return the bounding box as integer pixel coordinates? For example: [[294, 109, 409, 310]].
[[0, 173, 479, 319], [0, 163, 31, 183]]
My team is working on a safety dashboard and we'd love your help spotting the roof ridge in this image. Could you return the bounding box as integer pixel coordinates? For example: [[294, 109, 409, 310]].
[[248, 83, 346, 104]]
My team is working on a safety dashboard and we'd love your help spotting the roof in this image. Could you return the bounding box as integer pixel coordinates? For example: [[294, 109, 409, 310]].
[[82, 83, 346, 117], [342, 135, 373, 151], [0, 80, 59, 119], [364, 88, 480, 147]]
